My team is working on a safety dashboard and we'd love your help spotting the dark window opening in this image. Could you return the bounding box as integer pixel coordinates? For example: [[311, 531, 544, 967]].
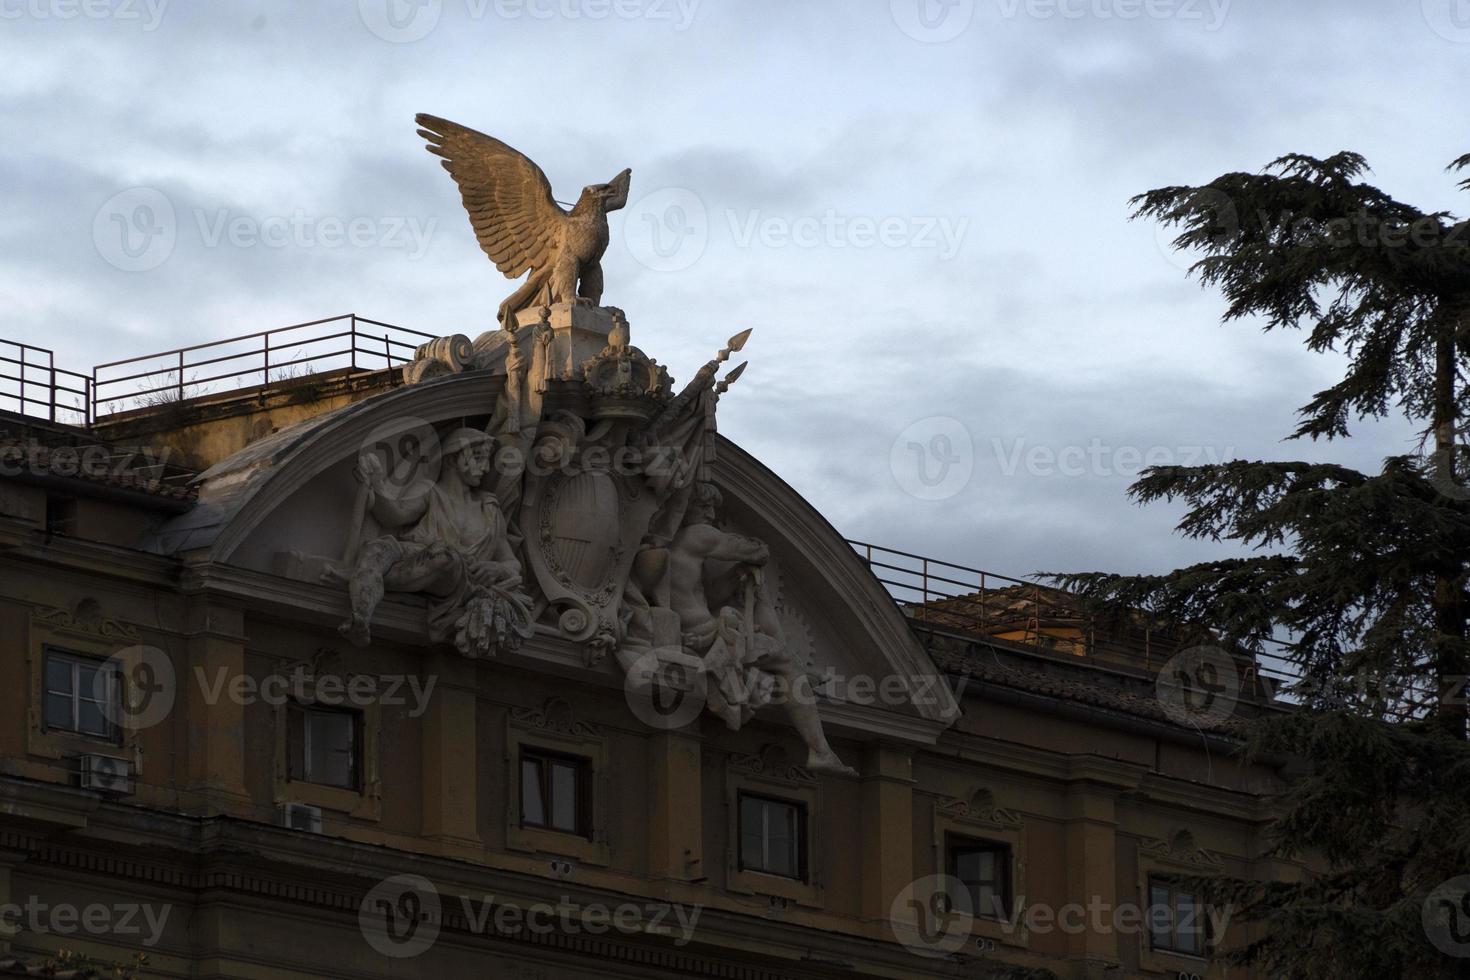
[[42, 648, 120, 742], [738, 793, 806, 880], [1147, 876, 1211, 957], [948, 837, 1013, 919], [520, 748, 591, 837], [287, 703, 361, 791]]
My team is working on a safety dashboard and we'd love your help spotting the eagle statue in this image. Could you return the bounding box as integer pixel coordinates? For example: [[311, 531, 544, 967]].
[[416, 113, 632, 330]]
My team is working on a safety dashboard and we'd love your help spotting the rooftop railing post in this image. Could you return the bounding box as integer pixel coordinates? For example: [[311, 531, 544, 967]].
[[263, 330, 271, 387], [350, 315, 359, 372], [48, 365, 56, 422], [979, 572, 987, 629], [177, 350, 185, 403], [17, 345, 25, 418]]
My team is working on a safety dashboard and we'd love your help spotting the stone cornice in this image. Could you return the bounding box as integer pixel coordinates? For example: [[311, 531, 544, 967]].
[[0, 777, 984, 979], [917, 735, 1271, 823], [0, 518, 181, 587]]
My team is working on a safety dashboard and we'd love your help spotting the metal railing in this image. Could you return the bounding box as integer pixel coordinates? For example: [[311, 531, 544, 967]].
[[0, 339, 92, 426], [847, 539, 1302, 695], [91, 314, 437, 418]]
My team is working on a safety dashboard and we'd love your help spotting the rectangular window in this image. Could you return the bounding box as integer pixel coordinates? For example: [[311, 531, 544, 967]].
[[520, 749, 590, 836], [949, 837, 1012, 919], [42, 649, 120, 741], [738, 793, 806, 879], [1147, 876, 1209, 956], [288, 703, 360, 791]]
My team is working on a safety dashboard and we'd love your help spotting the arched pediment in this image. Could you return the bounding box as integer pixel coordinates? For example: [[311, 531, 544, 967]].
[[151, 348, 957, 754]]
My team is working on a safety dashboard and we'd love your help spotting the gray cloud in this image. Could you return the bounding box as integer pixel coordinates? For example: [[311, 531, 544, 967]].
[[0, 0, 1459, 585]]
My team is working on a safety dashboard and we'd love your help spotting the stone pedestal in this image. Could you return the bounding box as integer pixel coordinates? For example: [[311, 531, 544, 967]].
[[514, 303, 617, 382]]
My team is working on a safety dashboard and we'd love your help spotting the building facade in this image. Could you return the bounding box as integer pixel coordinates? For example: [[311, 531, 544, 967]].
[[0, 309, 1299, 979]]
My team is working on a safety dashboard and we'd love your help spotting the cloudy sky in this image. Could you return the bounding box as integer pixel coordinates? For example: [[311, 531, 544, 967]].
[[2, 0, 1466, 586]]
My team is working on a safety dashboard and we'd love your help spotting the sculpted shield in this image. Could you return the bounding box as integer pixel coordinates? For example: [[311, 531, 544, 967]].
[[544, 469, 623, 594], [520, 420, 665, 660]]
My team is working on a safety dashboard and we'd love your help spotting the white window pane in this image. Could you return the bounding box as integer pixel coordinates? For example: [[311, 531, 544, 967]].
[[740, 829, 765, 870], [307, 711, 354, 788], [956, 849, 979, 882], [78, 700, 109, 737], [1175, 890, 1200, 953], [1149, 885, 1172, 941], [551, 762, 579, 832], [769, 803, 795, 844], [522, 759, 545, 825], [740, 797, 767, 870], [739, 797, 802, 877], [46, 658, 73, 696], [768, 839, 794, 877], [740, 795, 762, 830], [314, 749, 352, 788], [977, 885, 1003, 918], [76, 664, 100, 698], [45, 691, 74, 730]]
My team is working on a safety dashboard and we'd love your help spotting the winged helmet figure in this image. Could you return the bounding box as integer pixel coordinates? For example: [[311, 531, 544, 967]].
[[416, 114, 632, 330]]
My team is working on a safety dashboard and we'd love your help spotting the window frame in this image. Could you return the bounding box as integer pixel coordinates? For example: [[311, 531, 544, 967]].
[[287, 701, 362, 792], [519, 746, 592, 839], [41, 647, 122, 744], [737, 792, 808, 881], [947, 834, 1013, 921], [1146, 874, 1211, 958]]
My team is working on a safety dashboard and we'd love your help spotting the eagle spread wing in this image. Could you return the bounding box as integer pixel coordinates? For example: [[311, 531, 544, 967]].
[[415, 113, 566, 280]]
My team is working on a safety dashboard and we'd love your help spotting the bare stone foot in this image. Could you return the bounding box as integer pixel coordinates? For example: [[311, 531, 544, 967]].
[[338, 617, 372, 647], [806, 748, 857, 777]]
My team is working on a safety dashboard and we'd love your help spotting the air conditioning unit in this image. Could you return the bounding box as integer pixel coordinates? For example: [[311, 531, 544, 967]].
[[279, 802, 323, 834], [80, 754, 133, 795]]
